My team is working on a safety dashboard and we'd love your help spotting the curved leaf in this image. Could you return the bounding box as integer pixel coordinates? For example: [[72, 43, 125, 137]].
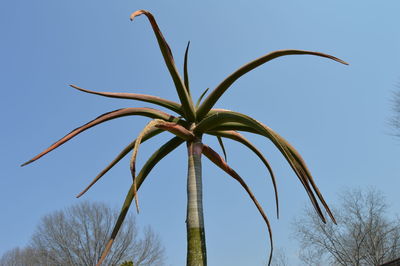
[[130, 10, 196, 121], [281, 137, 335, 223], [76, 127, 164, 198], [195, 110, 333, 223], [202, 144, 274, 265], [70, 84, 183, 116], [208, 130, 279, 218], [128, 118, 193, 213], [97, 137, 184, 266], [21, 108, 176, 166], [196, 49, 348, 119], [130, 120, 164, 213]]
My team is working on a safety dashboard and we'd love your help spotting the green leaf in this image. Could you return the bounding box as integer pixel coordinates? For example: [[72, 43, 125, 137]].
[[195, 110, 333, 223], [195, 88, 209, 109], [183, 41, 191, 96], [76, 127, 164, 198], [210, 121, 259, 133], [208, 130, 279, 219], [202, 144, 273, 266], [70, 84, 184, 116], [21, 107, 177, 167], [216, 136, 227, 162], [97, 136, 184, 266], [196, 49, 348, 120], [130, 10, 196, 122]]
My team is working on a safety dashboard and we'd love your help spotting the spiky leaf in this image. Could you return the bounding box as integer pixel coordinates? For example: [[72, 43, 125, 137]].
[[183, 41, 191, 95], [130, 10, 196, 121], [21, 108, 177, 166], [70, 85, 183, 116], [196, 50, 348, 119], [216, 136, 227, 162]]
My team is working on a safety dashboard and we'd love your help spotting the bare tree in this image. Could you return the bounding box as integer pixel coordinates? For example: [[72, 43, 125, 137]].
[[293, 189, 400, 266], [0, 247, 44, 266], [1, 201, 165, 266]]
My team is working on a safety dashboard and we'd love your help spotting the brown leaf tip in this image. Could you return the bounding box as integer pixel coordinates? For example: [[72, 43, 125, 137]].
[[129, 10, 148, 21], [336, 58, 349, 65]]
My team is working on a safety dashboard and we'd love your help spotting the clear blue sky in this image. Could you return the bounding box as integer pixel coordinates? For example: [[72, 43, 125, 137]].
[[2, 1, 400, 265]]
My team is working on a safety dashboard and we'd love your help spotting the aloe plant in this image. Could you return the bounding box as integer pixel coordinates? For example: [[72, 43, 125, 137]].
[[22, 10, 348, 266]]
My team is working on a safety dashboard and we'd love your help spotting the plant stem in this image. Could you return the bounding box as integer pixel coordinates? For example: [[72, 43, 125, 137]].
[[186, 137, 207, 266]]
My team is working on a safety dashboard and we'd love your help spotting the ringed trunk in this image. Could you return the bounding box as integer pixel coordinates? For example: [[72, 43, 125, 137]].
[[186, 137, 207, 266]]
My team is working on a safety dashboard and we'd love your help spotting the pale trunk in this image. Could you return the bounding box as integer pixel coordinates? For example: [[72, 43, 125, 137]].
[[186, 137, 207, 266]]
